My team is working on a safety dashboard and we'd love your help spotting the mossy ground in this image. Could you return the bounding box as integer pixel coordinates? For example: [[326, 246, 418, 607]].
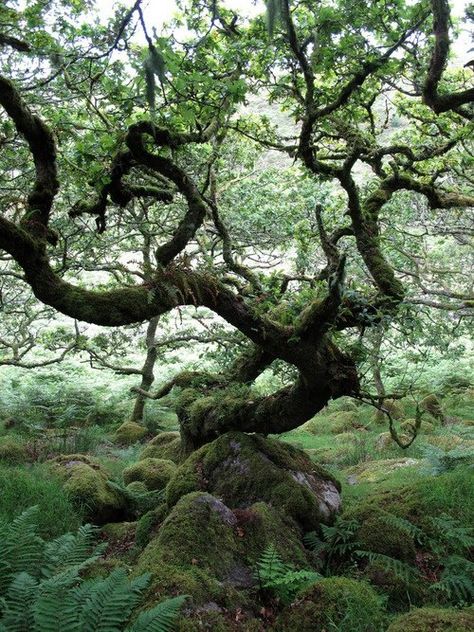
[[1, 390, 473, 630]]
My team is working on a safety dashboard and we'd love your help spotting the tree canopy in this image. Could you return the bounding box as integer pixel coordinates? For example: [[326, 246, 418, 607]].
[[0, 0, 473, 449]]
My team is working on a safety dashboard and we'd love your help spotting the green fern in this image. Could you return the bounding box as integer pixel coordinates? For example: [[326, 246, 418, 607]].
[[108, 480, 165, 515], [0, 508, 187, 632], [383, 514, 425, 546], [254, 544, 321, 604], [430, 555, 474, 605], [304, 517, 360, 572], [127, 596, 188, 632], [355, 550, 417, 584], [428, 514, 474, 557], [422, 443, 474, 474]]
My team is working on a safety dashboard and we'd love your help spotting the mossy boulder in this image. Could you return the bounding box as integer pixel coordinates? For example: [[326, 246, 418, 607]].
[[48, 454, 126, 524], [375, 432, 411, 451], [135, 491, 312, 608], [357, 511, 416, 562], [126, 480, 148, 494], [233, 501, 310, 568], [135, 503, 169, 548], [140, 431, 182, 463], [386, 607, 474, 631], [375, 399, 405, 423], [123, 458, 176, 491], [420, 394, 445, 422], [114, 421, 147, 445], [273, 577, 385, 632], [135, 492, 247, 606], [176, 611, 262, 632], [363, 559, 426, 611], [166, 431, 341, 530], [0, 436, 28, 464], [400, 419, 435, 434], [304, 410, 362, 435]]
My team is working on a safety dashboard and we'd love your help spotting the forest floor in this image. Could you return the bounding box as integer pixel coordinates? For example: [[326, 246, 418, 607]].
[[0, 389, 473, 631]]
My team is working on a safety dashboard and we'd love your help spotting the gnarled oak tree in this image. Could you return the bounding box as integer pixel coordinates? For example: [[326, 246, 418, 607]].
[[0, 0, 472, 450]]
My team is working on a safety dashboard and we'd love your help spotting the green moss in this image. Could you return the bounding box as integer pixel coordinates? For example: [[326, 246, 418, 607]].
[[0, 436, 28, 464], [176, 612, 262, 632], [375, 399, 405, 423], [123, 458, 176, 491], [135, 504, 169, 548], [307, 410, 361, 435], [236, 501, 309, 568], [363, 559, 427, 611], [386, 607, 474, 631], [48, 454, 126, 524], [357, 511, 416, 562], [165, 431, 341, 531], [273, 577, 386, 632], [140, 431, 183, 463], [400, 419, 435, 434], [345, 466, 473, 530], [135, 492, 246, 607], [126, 480, 148, 494], [138, 492, 238, 577], [421, 395, 444, 421], [114, 421, 147, 445]]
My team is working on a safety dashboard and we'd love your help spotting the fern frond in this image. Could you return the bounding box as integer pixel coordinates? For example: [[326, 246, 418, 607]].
[[79, 569, 148, 631], [126, 595, 188, 632], [1, 572, 37, 632], [356, 550, 417, 583], [383, 514, 424, 546]]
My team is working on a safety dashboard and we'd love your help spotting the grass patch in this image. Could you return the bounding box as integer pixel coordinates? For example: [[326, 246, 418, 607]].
[[0, 463, 82, 537]]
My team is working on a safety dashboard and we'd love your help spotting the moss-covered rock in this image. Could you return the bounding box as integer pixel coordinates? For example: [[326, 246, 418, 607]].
[[135, 503, 169, 548], [166, 431, 341, 530], [420, 394, 445, 422], [101, 521, 136, 562], [48, 454, 126, 524], [386, 607, 474, 631], [346, 458, 421, 484], [375, 432, 411, 451], [304, 410, 363, 435], [357, 511, 416, 562], [123, 458, 176, 491], [400, 419, 435, 434], [176, 611, 262, 632], [114, 421, 147, 445], [375, 399, 405, 423], [135, 492, 247, 607], [234, 501, 310, 568], [0, 436, 28, 464], [140, 431, 182, 463], [273, 577, 385, 632], [363, 559, 426, 611], [126, 480, 148, 494]]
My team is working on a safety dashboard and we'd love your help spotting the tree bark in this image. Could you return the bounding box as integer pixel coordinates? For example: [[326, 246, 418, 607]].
[[130, 316, 160, 422]]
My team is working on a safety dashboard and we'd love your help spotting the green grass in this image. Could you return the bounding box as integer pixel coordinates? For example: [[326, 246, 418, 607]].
[[0, 463, 82, 537]]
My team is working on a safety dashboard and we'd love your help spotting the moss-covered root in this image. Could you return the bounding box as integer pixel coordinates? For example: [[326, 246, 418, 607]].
[[386, 607, 474, 632], [165, 431, 341, 531], [123, 458, 176, 491], [272, 577, 386, 632]]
